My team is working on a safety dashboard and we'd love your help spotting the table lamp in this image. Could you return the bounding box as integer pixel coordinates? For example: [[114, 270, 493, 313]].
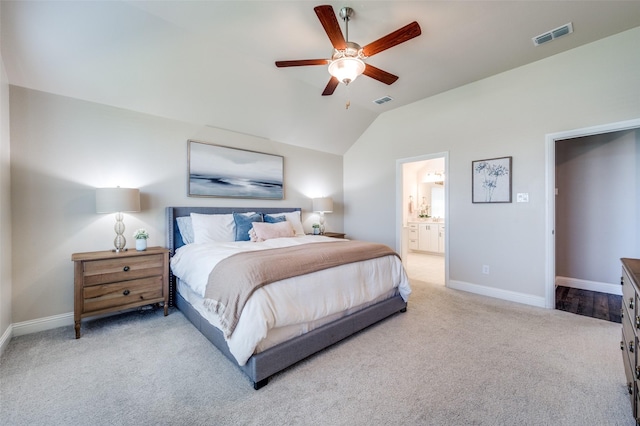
[[96, 187, 141, 252], [312, 197, 333, 234]]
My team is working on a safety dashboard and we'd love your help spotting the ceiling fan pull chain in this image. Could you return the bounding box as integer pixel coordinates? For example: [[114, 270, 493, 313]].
[[345, 84, 351, 110]]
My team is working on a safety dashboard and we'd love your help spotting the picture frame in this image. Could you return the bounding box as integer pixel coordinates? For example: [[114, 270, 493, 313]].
[[188, 140, 284, 199], [472, 156, 512, 203]]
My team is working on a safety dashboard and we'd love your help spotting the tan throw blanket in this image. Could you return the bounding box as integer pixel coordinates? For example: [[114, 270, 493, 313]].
[[203, 241, 399, 338]]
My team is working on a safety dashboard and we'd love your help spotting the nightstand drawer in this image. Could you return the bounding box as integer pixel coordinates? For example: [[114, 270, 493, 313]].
[[83, 254, 164, 286], [83, 276, 163, 313]]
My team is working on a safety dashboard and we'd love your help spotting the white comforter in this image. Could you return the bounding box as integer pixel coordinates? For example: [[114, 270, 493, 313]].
[[170, 236, 411, 365]]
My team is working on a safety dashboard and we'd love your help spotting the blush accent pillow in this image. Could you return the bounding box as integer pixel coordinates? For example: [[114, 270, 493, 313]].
[[190, 213, 236, 244], [233, 212, 263, 241], [250, 221, 295, 242], [264, 211, 304, 236]]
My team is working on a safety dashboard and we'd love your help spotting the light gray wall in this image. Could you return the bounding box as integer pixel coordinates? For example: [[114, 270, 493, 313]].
[[556, 130, 639, 285], [344, 27, 640, 302], [0, 30, 12, 347], [9, 87, 343, 323]]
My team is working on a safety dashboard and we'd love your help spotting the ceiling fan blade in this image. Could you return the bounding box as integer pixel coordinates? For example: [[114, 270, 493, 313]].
[[362, 21, 421, 57], [322, 77, 339, 96], [363, 64, 399, 85], [314, 5, 347, 50], [275, 59, 329, 67]]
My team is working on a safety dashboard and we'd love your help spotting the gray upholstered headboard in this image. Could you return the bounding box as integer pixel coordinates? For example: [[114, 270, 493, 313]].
[[165, 206, 301, 304]]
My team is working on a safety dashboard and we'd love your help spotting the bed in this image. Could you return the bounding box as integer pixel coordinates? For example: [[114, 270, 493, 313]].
[[166, 206, 410, 389]]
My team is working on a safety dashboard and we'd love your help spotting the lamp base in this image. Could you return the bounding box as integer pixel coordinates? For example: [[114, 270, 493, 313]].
[[319, 213, 326, 235], [113, 212, 128, 252]]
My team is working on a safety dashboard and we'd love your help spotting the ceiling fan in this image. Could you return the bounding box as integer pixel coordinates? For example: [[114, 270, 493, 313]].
[[275, 5, 421, 96]]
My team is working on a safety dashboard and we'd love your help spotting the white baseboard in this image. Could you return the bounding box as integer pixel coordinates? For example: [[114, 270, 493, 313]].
[[448, 280, 547, 308], [11, 312, 74, 337], [0, 324, 12, 356], [555, 276, 621, 296]]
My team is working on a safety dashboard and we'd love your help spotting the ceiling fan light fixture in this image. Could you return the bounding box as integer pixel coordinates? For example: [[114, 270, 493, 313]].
[[275, 5, 421, 96], [328, 56, 365, 85]]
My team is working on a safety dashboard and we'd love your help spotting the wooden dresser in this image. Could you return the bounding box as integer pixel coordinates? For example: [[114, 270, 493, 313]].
[[621, 258, 640, 424], [72, 247, 170, 338]]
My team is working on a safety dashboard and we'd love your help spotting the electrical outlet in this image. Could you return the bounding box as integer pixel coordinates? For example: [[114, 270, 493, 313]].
[[516, 193, 529, 203], [482, 265, 490, 274]]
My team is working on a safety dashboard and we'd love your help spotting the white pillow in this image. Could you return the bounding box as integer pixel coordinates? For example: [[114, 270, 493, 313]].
[[190, 213, 235, 244], [265, 211, 304, 236], [251, 221, 294, 242]]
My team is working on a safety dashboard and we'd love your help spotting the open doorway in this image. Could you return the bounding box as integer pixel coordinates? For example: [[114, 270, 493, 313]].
[[545, 118, 640, 309], [396, 152, 449, 287]]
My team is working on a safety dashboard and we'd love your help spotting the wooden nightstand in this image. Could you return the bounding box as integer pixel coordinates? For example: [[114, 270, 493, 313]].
[[71, 246, 170, 338], [323, 232, 346, 239]]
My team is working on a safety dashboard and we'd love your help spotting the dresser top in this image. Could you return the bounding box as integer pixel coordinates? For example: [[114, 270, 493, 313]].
[[622, 258, 640, 287]]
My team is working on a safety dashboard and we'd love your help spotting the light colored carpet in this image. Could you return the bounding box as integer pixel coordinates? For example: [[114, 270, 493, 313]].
[[1, 279, 634, 425]]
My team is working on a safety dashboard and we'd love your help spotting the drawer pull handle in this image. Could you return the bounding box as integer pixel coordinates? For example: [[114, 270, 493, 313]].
[[630, 298, 635, 310], [636, 366, 640, 380], [636, 316, 640, 329], [621, 341, 625, 351], [630, 341, 635, 353], [123, 289, 130, 296], [628, 382, 634, 395], [123, 266, 130, 272]]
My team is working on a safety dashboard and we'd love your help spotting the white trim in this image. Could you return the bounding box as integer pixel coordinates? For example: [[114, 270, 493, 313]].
[[555, 276, 622, 296], [396, 152, 450, 288], [12, 312, 74, 337], [449, 280, 547, 308], [0, 324, 12, 356], [545, 118, 640, 309]]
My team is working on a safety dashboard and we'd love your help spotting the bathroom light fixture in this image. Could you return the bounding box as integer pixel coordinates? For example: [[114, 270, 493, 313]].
[[312, 197, 334, 234], [423, 172, 445, 183], [96, 187, 141, 252]]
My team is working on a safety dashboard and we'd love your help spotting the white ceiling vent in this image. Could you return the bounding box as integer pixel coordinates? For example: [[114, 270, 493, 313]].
[[373, 95, 394, 105], [532, 22, 573, 46]]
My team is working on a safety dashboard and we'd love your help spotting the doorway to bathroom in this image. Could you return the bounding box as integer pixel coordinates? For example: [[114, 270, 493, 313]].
[[396, 152, 449, 287]]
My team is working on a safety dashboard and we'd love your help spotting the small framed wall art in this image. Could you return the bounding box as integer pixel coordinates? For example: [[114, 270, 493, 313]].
[[472, 156, 512, 203], [188, 140, 284, 199]]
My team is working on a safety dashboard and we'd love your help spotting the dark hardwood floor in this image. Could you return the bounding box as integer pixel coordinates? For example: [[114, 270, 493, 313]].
[[556, 286, 622, 323]]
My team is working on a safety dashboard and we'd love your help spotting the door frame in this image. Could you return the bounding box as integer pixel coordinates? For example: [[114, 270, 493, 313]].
[[545, 118, 640, 308], [396, 151, 450, 286]]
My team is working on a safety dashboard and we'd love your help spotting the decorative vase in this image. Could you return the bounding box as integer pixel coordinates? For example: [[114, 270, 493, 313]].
[[135, 239, 147, 251], [313, 228, 320, 235]]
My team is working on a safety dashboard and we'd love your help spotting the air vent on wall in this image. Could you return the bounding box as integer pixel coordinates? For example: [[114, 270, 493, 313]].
[[532, 22, 573, 46], [373, 95, 393, 105]]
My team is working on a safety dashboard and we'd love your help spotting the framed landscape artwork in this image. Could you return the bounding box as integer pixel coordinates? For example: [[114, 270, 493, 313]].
[[188, 140, 284, 199], [472, 156, 512, 203]]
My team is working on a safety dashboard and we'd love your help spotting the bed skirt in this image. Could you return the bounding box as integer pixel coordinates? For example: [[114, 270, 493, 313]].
[[176, 291, 407, 389]]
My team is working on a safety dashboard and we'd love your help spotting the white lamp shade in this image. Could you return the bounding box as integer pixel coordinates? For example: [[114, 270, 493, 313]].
[[96, 187, 140, 213], [312, 197, 333, 213]]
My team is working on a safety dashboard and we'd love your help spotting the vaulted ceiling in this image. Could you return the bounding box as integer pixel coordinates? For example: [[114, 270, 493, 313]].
[[2, 1, 639, 155]]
